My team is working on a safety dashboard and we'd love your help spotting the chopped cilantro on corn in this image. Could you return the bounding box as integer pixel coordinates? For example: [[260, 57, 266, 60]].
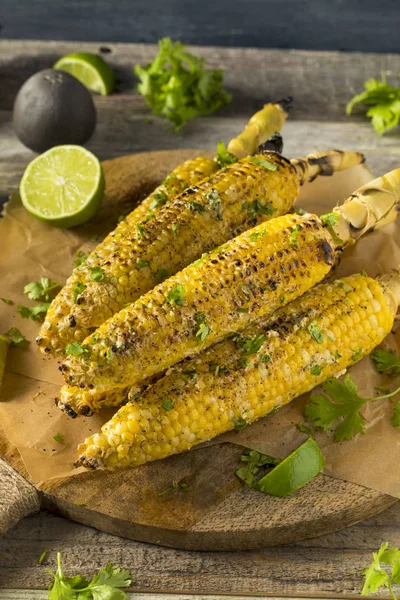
[[76, 269, 400, 470]]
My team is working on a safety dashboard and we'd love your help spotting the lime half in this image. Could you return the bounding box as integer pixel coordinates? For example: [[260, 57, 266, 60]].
[[20, 145, 105, 228], [255, 438, 324, 497], [54, 53, 115, 96], [0, 334, 10, 388]]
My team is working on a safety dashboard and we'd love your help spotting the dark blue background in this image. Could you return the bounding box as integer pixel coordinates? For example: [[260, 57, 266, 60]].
[[1, 0, 399, 53]]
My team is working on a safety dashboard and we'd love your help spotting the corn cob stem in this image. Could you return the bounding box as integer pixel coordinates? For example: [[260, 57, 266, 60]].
[[227, 99, 290, 158], [37, 102, 288, 356], [76, 270, 398, 470]]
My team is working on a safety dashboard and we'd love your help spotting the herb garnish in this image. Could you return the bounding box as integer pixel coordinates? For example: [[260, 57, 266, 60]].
[[236, 448, 280, 486], [134, 37, 231, 131], [371, 348, 400, 376], [289, 225, 300, 248], [47, 551, 131, 600], [89, 266, 105, 282], [149, 190, 169, 211], [216, 141, 237, 168], [72, 282, 86, 304], [52, 433, 64, 444], [347, 75, 400, 134], [4, 327, 27, 346], [18, 303, 50, 322], [1, 298, 13, 305], [24, 278, 61, 302], [167, 284, 185, 306], [194, 312, 211, 341], [232, 416, 248, 431], [234, 334, 266, 355], [187, 201, 205, 213], [154, 268, 169, 283], [361, 542, 400, 598], [304, 374, 400, 441], [243, 198, 276, 219], [65, 341, 90, 357], [162, 397, 174, 411], [74, 251, 88, 267], [206, 189, 222, 220], [308, 321, 324, 344], [251, 156, 277, 171]]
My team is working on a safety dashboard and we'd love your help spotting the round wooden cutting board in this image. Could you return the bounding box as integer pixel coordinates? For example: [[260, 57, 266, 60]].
[[0, 150, 397, 551]]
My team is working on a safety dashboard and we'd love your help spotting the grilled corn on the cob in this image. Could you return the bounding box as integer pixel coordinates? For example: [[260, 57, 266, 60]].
[[37, 102, 288, 355], [59, 168, 399, 416], [76, 269, 400, 470]]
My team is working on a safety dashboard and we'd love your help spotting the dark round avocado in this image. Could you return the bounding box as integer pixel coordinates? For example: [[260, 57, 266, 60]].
[[13, 69, 96, 153]]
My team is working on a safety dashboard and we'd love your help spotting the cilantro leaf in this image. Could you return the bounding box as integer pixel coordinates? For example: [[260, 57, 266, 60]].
[[193, 312, 211, 342], [371, 348, 400, 376], [304, 374, 367, 441], [52, 433, 64, 444], [205, 189, 222, 220], [392, 401, 400, 428], [73, 282, 86, 304], [232, 416, 248, 431], [250, 156, 277, 171], [65, 342, 90, 357], [154, 268, 169, 283], [162, 397, 174, 411], [18, 303, 50, 322], [47, 553, 131, 600], [347, 76, 400, 134], [243, 198, 276, 219], [149, 190, 169, 211], [74, 251, 88, 267], [308, 321, 324, 344], [215, 141, 237, 168], [234, 334, 266, 355], [289, 225, 300, 248], [167, 284, 185, 306], [89, 267, 105, 282], [1, 297, 13, 305], [134, 37, 231, 131], [249, 229, 267, 242], [24, 277, 61, 302], [5, 327, 27, 345], [236, 449, 280, 486], [321, 212, 343, 245], [362, 542, 400, 597]]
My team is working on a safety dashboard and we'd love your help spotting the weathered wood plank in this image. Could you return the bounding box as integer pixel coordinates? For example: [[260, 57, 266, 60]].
[[1, 40, 400, 118], [2, 0, 400, 54], [0, 593, 346, 600], [1, 503, 399, 595]]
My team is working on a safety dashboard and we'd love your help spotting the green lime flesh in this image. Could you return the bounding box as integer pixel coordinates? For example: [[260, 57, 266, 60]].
[[20, 145, 104, 229]]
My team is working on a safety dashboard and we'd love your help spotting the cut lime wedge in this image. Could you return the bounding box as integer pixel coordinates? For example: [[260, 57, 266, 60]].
[[54, 52, 115, 96], [0, 334, 10, 388], [20, 145, 105, 228], [255, 437, 324, 497]]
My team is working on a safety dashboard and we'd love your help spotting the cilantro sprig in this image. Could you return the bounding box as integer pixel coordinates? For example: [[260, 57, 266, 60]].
[[47, 552, 131, 600], [215, 141, 237, 168], [347, 75, 400, 135], [371, 348, 400, 376], [24, 277, 61, 302], [236, 449, 280, 486], [17, 277, 61, 322], [362, 542, 400, 599], [304, 374, 400, 442], [134, 38, 231, 131]]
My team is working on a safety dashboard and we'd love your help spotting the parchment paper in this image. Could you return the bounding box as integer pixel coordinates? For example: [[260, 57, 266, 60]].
[[1, 161, 400, 497]]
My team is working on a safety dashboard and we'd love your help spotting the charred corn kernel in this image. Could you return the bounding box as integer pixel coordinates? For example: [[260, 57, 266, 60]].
[[61, 212, 338, 396], [38, 145, 364, 356], [37, 102, 288, 356], [76, 271, 398, 470]]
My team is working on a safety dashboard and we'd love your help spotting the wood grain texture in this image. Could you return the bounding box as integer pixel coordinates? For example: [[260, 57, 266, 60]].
[[1, 0, 400, 54], [1, 503, 400, 595]]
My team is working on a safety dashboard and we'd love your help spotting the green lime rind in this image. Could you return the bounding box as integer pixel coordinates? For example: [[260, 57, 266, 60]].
[[20, 145, 105, 229], [0, 334, 10, 388], [255, 437, 324, 497], [54, 52, 115, 96]]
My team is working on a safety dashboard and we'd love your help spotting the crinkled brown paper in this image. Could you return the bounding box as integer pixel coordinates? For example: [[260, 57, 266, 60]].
[[1, 159, 400, 497]]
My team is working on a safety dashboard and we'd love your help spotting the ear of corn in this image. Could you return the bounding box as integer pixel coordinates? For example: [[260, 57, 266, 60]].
[[37, 145, 364, 356], [37, 102, 289, 356], [75, 271, 397, 470], [60, 211, 337, 397], [57, 167, 399, 417]]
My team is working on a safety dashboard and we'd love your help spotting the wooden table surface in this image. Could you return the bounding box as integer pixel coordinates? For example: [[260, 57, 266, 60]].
[[1, 40, 400, 597]]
